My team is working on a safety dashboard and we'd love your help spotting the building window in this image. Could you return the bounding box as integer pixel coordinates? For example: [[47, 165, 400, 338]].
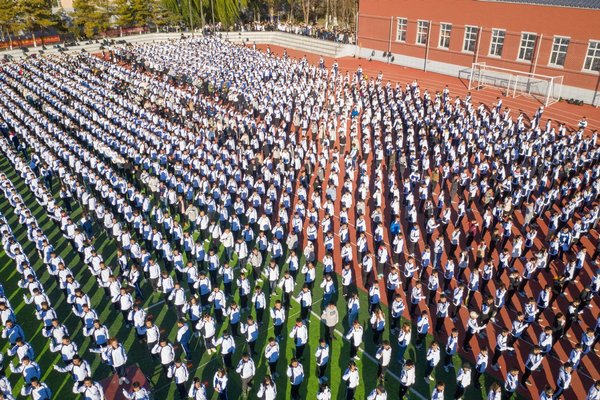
[[549, 37, 569, 67], [463, 26, 478, 53], [583, 40, 600, 72], [518, 32, 537, 61], [416, 20, 429, 45], [489, 29, 505, 57], [396, 18, 407, 42], [439, 23, 451, 49]]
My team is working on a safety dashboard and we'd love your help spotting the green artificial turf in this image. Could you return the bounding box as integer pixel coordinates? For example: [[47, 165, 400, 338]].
[[0, 155, 523, 400]]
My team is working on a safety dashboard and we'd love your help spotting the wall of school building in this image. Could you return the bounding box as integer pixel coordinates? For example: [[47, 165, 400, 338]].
[[357, 0, 600, 105]]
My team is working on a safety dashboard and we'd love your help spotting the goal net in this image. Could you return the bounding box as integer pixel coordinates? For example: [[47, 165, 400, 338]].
[[468, 62, 563, 107]]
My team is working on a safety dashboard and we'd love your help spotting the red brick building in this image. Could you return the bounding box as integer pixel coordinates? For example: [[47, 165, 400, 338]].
[[357, 0, 600, 105]]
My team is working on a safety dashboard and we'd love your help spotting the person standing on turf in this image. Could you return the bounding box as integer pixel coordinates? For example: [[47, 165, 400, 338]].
[[342, 361, 360, 400], [105, 338, 129, 385], [398, 360, 416, 399], [443, 328, 459, 372], [264, 337, 280, 378], [375, 340, 392, 383], [235, 352, 255, 400], [345, 319, 363, 360], [213, 330, 236, 370], [315, 339, 330, 384], [504, 368, 519, 400], [241, 316, 259, 357], [454, 363, 471, 399], [270, 301, 286, 342], [424, 341, 440, 382], [213, 368, 228, 400], [256, 376, 277, 400], [187, 378, 207, 400], [152, 338, 175, 377], [472, 348, 488, 389], [289, 319, 308, 361], [287, 358, 304, 400], [431, 381, 445, 400], [167, 359, 189, 400], [367, 385, 387, 400], [320, 301, 339, 344]]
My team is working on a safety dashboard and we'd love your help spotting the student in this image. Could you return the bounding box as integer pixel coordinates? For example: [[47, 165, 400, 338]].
[[256, 376, 277, 400], [424, 341, 440, 382], [105, 338, 129, 385], [187, 378, 207, 400], [431, 382, 445, 400], [289, 319, 308, 360], [167, 359, 189, 400], [123, 381, 151, 400], [235, 353, 255, 399], [375, 340, 392, 383], [443, 328, 459, 372], [342, 361, 360, 400], [213, 368, 228, 400], [315, 339, 330, 384], [367, 385, 387, 400], [287, 358, 304, 400], [264, 337, 280, 378], [398, 360, 416, 400], [454, 363, 471, 399], [346, 319, 364, 360], [472, 348, 488, 389], [520, 346, 543, 386], [504, 368, 519, 400]]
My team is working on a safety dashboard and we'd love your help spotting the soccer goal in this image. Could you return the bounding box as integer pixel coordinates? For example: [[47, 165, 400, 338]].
[[468, 62, 564, 107]]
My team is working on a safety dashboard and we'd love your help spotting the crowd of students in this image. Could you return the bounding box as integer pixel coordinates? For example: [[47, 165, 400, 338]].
[[0, 34, 598, 400]]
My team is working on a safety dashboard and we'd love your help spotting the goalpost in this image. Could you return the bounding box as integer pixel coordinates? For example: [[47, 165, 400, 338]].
[[468, 62, 564, 107]]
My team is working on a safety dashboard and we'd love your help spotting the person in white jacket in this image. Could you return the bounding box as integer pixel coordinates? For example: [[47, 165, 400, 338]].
[[187, 378, 207, 400], [235, 353, 255, 399], [122, 381, 151, 400], [367, 385, 387, 400], [317, 383, 331, 400], [342, 361, 360, 400], [345, 319, 363, 360], [454, 363, 471, 399], [73, 377, 105, 400], [104, 338, 129, 385], [398, 360, 416, 399], [256, 375, 277, 400]]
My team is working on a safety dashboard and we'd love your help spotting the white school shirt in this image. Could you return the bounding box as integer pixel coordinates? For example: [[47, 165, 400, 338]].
[[106, 344, 127, 367], [235, 358, 256, 379], [74, 382, 105, 400], [343, 368, 360, 388], [289, 324, 308, 345], [152, 343, 175, 365], [168, 364, 189, 384], [375, 346, 392, 366], [346, 325, 363, 346]]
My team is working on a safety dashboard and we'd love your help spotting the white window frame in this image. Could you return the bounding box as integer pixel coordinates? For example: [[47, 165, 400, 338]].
[[548, 36, 569, 67], [583, 40, 600, 72], [416, 20, 429, 46], [438, 23, 452, 49], [463, 26, 478, 53], [488, 28, 505, 57], [517, 32, 537, 62], [396, 18, 407, 43]]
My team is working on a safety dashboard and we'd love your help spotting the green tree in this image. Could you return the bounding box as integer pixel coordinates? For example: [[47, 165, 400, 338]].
[[15, 0, 57, 47], [0, 0, 18, 49], [131, 0, 152, 26], [71, 0, 110, 38], [213, 0, 247, 27], [149, 0, 181, 31], [114, 0, 134, 27]]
